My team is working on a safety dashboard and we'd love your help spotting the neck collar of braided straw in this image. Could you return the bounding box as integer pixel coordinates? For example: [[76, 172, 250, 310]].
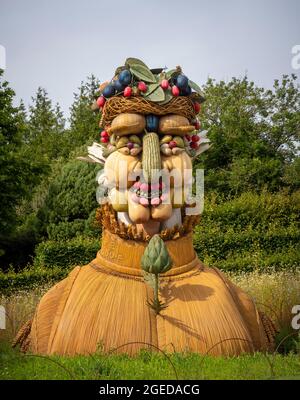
[[100, 95, 197, 128]]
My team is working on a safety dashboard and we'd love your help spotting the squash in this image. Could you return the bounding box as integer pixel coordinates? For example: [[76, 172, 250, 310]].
[[108, 113, 146, 136], [161, 152, 193, 188], [104, 151, 142, 189], [158, 114, 195, 136]]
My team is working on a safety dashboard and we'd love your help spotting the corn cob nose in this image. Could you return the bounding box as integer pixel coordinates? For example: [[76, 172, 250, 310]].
[[142, 132, 162, 183]]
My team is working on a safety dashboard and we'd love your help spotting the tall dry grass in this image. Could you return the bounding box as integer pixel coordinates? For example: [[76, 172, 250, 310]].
[[229, 269, 300, 332], [0, 284, 51, 345]]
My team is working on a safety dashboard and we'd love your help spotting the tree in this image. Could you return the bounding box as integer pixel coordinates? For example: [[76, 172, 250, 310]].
[[0, 71, 44, 257], [197, 75, 300, 196], [67, 75, 101, 150], [38, 160, 102, 241]]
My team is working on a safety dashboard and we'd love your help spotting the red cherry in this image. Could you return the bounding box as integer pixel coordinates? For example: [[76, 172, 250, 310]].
[[194, 120, 200, 130], [96, 96, 106, 108], [194, 102, 201, 113], [101, 130, 109, 138], [138, 81, 147, 92], [160, 79, 169, 90], [185, 135, 191, 141], [171, 86, 180, 96], [169, 141, 177, 149], [190, 142, 199, 149], [191, 135, 200, 142], [124, 86, 132, 97], [101, 137, 109, 143]]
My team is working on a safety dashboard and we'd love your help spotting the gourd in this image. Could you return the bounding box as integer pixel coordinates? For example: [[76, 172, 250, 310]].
[[104, 151, 142, 189], [158, 114, 194, 136], [142, 132, 161, 183], [108, 113, 146, 136]]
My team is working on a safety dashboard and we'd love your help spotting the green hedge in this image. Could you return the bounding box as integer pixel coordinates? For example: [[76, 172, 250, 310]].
[[34, 236, 100, 269], [0, 266, 69, 295]]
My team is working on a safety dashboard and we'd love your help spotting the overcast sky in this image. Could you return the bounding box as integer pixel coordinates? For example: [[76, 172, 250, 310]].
[[1, 0, 299, 117]]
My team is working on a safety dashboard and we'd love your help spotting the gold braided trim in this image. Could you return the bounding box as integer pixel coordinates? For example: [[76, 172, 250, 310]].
[[100, 95, 196, 127], [96, 203, 200, 242], [89, 260, 203, 281]]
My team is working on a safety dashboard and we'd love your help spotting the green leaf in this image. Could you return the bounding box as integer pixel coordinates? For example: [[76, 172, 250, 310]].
[[189, 79, 204, 96], [146, 86, 165, 102], [165, 69, 177, 80], [129, 64, 157, 83], [158, 89, 173, 105], [142, 83, 160, 97], [125, 57, 148, 68]]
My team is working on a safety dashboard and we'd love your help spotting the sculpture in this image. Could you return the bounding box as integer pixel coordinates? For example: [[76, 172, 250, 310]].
[[14, 58, 276, 356]]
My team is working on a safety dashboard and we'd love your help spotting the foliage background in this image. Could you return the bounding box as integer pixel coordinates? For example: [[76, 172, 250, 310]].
[[0, 70, 299, 280]]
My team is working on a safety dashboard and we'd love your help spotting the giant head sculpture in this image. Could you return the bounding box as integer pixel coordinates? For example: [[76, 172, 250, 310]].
[[84, 58, 210, 239]]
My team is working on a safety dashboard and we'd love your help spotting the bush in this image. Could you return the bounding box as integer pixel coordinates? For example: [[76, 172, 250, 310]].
[[39, 160, 102, 241], [193, 190, 300, 271], [34, 236, 100, 269], [0, 266, 68, 295]]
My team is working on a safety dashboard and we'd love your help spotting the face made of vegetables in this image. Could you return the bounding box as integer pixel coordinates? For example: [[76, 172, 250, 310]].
[[97, 112, 207, 236]]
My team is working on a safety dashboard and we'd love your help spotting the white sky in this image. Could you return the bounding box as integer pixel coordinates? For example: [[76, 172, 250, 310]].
[[1, 0, 299, 117]]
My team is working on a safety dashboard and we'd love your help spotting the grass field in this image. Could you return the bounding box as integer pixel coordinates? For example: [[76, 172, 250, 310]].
[[1, 342, 300, 380], [0, 270, 300, 380]]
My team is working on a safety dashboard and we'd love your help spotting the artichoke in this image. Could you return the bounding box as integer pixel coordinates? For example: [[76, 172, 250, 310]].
[[141, 234, 173, 275]]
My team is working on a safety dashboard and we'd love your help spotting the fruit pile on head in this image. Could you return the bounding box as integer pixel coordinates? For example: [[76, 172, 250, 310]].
[[95, 57, 205, 110]]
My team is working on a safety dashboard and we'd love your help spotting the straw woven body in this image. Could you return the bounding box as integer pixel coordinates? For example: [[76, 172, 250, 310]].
[[27, 230, 272, 356]]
